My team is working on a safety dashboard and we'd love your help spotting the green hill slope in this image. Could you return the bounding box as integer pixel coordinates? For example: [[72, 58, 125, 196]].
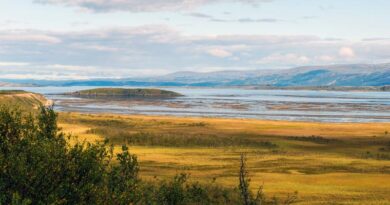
[[69, 88, 183, 98]]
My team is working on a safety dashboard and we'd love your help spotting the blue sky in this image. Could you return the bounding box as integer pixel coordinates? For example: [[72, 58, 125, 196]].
[[0, 0, 390, 79]]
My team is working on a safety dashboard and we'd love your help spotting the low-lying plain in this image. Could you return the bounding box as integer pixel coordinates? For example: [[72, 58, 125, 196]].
[[58, 112, 390, 205]]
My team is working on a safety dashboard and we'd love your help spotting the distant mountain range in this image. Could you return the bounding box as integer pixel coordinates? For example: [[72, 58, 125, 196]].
[[0, 82, 36, 87], [146, 63, 390, 87], [1, 63, 390, 87]]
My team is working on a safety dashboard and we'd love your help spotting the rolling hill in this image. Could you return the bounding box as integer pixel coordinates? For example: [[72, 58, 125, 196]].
[[1, 63, 390, 87], [68, 88, 183, 98], [153, 63, 390, 86], [0, 90, 52, 110]]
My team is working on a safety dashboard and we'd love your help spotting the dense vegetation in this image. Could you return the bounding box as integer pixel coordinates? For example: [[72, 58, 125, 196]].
[[69, 88, 183, 98], [86, 129, 278, 148], [0, 90, 28, 94], [250, 85, 390, 92], [0, 106, 296, 205]]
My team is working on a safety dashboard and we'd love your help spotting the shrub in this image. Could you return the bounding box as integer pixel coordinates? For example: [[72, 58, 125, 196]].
[[0, 106, 295, 205], [0, 106, 138, 204]]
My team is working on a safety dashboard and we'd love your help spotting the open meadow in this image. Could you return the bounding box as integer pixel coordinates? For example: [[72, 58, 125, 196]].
[[59, 112, 390, 205]]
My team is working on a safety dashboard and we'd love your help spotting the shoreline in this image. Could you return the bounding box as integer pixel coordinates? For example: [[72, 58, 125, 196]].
[[58, 111, 390, 124], [59, 111, 390, 138], [55, 106, 390, 123]]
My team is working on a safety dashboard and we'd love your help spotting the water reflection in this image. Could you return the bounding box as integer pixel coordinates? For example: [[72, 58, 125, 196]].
[[2, 86, 390, 122]]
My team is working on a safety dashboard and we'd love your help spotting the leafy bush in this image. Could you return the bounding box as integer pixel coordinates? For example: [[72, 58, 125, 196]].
[[0, 106, 295, 205], [0, 106, 141, 204]]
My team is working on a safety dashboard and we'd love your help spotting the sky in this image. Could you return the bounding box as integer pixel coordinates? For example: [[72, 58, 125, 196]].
[[0, 0, 390, 79]]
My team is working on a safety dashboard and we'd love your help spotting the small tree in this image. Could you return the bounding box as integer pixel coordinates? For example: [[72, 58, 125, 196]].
[[37, 106, 58, 139], [108, 145, 140, 204], [239, 153, 266, 205], [239, 154, 251, 205], [239, 153, 298, 205]]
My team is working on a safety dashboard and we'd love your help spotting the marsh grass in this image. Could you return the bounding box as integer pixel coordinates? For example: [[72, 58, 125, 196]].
[[59, 112, 390, 204], [87, 128, 278, 148], [285, 135, 340, 144]]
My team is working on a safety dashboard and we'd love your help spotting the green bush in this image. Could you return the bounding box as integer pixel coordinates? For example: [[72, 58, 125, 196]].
[[0, 106, 140, 204], [0, 106, 295, 205]]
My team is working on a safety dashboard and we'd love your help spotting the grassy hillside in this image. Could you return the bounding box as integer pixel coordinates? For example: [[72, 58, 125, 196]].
[[0, 90, 51, 110], [59, 113, 390, 204], [69, 88, 182, 98]]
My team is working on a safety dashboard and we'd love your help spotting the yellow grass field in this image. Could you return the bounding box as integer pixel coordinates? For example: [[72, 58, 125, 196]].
[[59, 112, 390, 204]]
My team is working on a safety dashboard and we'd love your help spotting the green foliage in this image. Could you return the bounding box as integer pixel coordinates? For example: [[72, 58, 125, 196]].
[[0, 90, 28, 95], [0, 106, 138, 204], [37, 106, 59, 139], [70, 88, 182, 98], [108, 145, 141, 204], [0, 106, 293, 204], [138, 174, 241, 205]]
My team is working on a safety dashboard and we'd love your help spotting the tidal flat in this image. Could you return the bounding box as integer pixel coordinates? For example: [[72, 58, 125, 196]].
[[40, 87, 390, 123], [2, 86, 390, 122]]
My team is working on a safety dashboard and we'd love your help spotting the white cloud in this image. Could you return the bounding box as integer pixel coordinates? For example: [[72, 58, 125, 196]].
[[256, 53, 311, 66], [206, 48, 232, 58], [69, 44, 120, 52], [187, 12, 283, 23], [47, 64, 97, 71], [0, 62, 30, 66], [0, 33, 61, 44], [339, 47, 355, 58], [34, 0, 274, 12], [0, 26, 389, 79], [317, 55, 335, 62], [0, 73, 90, 80]]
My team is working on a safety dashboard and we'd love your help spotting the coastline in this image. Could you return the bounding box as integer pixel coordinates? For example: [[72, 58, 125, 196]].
[[58, 111, 390, 138]]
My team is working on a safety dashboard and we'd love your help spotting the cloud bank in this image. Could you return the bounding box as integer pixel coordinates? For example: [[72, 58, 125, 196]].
[[187, 12, 282, 23], [1, 25, 390, 79], [34, 0, 274, 12]]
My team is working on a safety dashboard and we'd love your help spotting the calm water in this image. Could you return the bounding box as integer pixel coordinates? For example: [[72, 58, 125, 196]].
[[2, 86, 390, 122]]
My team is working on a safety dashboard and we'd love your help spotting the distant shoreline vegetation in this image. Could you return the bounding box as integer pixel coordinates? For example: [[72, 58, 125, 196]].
[[244, 85, 390, 92], [66, 88, 183, 99], [0, 90, 29, 95]]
